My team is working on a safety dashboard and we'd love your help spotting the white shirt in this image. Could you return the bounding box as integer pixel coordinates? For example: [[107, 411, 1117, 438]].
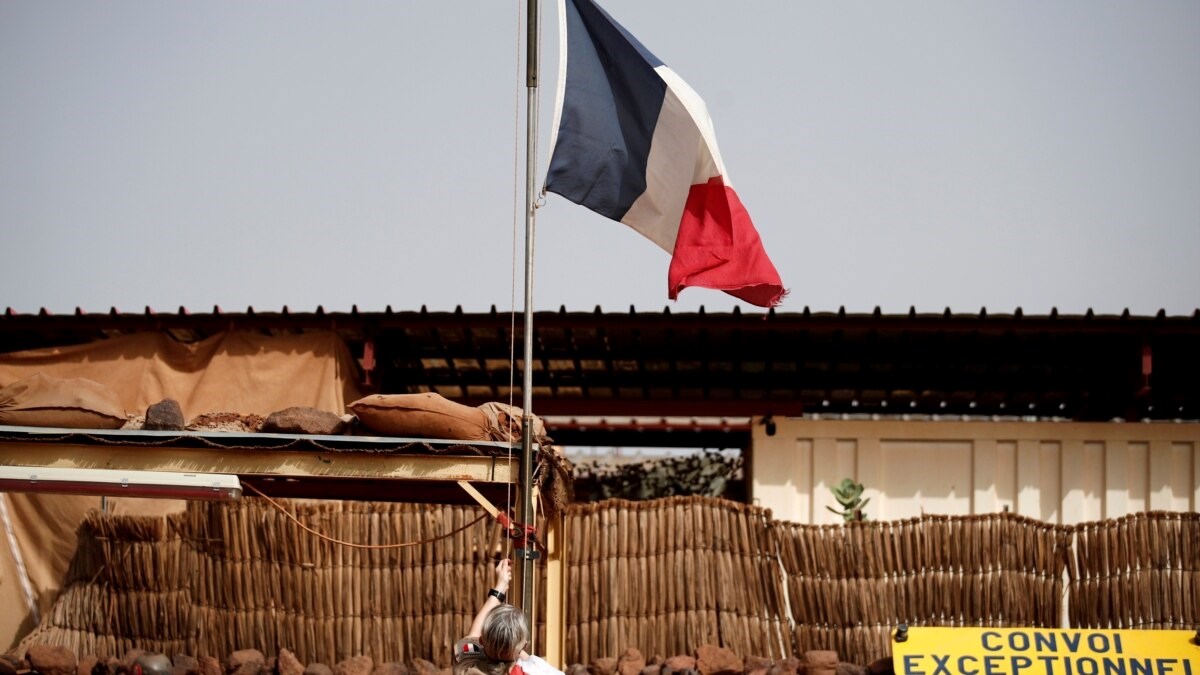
[[517, 655, 564, 675]]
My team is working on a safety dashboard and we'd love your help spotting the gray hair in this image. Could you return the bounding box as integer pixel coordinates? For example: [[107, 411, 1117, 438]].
[[480, 605, 529, 662]]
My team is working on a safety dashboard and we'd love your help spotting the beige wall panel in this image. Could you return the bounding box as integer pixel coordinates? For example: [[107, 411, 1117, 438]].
[[995, 440, 1017, 511], [1170, 442, 1194, 511], [1081, 442, 1105, 520], [796, 439, 813, 521], [1061, 440, 1084, 523], [751, 419, 1200, 525], [749, 428, 813, 522], [1195, 443, 1200, 510], [835, 439, 859, 492], [855, 436, 883, 521], [1149, 440, 1174, 510], [1039, 441, 1062, 522], [877, 440, 973, 518], [1105, 441, 1128, 518], [1060, 440, 1105, 522], [1016, 439, 1042, 519], [972, 438, 998, 513], [836, 439, 858, 472], [1127, 442, 1149, 512], [811, 437, 842, 524]]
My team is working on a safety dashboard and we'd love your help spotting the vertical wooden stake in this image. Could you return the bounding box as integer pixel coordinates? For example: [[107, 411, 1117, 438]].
[[544, 513, 566, 668]]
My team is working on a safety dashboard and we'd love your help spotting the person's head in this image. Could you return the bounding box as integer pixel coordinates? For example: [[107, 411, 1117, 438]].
[[479, 604, 529, 662]]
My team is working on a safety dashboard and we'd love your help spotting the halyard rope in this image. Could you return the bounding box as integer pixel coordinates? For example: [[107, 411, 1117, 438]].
[[243, 481, 490, 550]]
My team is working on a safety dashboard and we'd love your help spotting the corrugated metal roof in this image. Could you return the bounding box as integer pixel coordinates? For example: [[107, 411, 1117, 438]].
[[3, 305, 1199, 429], [5, 303, 1199, 319]]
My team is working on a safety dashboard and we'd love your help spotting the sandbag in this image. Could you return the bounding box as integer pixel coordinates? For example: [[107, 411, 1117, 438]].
[[0, 373, 126, 429], [347, 393, 489, 441], [477, 401, 551, 445]]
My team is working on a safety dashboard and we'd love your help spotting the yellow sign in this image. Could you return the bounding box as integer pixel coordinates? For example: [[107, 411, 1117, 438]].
[[892, 628, 1200, 675]]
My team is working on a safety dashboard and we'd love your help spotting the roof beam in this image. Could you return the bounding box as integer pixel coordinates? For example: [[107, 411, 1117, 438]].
[[0, 437, 517, 504], [457, 398, 804, 417]]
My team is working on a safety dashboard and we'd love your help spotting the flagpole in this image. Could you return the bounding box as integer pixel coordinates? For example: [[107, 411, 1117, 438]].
[[518, 0, 539, 641]]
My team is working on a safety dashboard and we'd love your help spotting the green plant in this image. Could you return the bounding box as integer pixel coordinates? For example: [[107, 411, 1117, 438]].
[[827, 478, 870, 522]]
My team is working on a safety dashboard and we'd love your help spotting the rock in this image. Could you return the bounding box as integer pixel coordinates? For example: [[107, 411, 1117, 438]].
[[371, 664, 408, 675], [277, 652, 304, 675], [199, 658, 222, 675], [28, 645, 77, 675], [590, 659, 617, 675], [745, 658, 772, 674], [262, 407, 347, 435], [79, 656, 100, 675], [618, 649, 645, 675], [663, 658, 695, 673], [100, 657, 123, 675], [93, 660, 116, 675], [864, 659, 892, 675], [835, 665, 865, 675], [227, 652, 265, 675], [173, 656, 200, 675], [120, 651, 147, 673], [695, 647, 741, 675], [802, 653, 837, 675], [303, 666, 332, 675], [144, 400, 185, 431], [409, 660, 437, 675], [332, 656, 373, 675], [766, 658, 801, 675]]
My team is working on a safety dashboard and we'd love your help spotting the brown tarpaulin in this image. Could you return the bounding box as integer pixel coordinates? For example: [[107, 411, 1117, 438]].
[[0, 329, 363, 650]]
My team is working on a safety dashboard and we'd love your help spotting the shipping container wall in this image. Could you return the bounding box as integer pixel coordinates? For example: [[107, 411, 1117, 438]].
[[750, 420, 1200, 525]]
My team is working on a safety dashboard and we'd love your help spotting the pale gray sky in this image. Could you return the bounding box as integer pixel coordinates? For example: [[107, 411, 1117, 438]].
[[2, 1, 1197, 316]]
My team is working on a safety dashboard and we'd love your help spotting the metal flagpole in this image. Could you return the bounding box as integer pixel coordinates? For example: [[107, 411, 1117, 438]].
[[518, 0, 539, 641]]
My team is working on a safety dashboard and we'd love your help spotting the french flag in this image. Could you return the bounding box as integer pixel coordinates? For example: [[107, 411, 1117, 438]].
[[545, 0, 787, 308]]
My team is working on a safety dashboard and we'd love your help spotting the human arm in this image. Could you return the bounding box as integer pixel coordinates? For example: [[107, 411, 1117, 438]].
[[466, 558, 512, 638]]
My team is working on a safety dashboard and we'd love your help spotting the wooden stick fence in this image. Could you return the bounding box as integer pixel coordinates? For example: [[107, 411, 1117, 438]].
[[564, 497, 788, 664], [16, 499, 1197, 667], [21, 500, 508, 666], [776, 514, 1069, 664], [1068, 511, 1200, 630]]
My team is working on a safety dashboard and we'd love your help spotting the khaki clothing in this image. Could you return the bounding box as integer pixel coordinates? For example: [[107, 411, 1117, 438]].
[[451, 639, 565, 675], [452, 638, 518, 675]]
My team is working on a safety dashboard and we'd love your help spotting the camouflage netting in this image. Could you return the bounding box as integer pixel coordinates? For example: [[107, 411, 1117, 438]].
[[572, 451, 742, 502]]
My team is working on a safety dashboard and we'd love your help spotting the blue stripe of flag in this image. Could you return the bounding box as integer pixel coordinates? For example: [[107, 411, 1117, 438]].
[[545, 0, 667, 221]]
